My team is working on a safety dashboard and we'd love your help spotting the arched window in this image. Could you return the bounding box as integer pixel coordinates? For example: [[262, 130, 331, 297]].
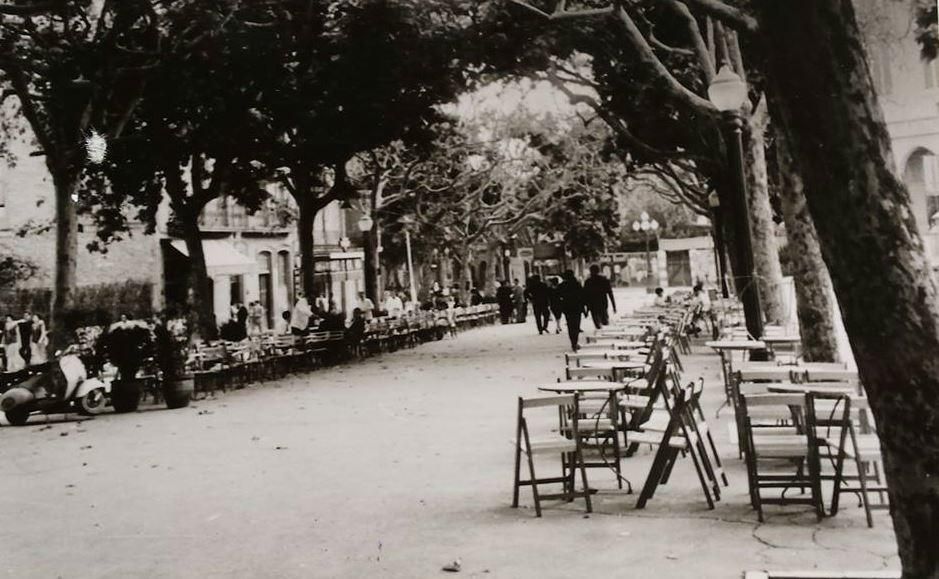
[[257, 251, 273, 327], [278, 250, 293, 305], [904, 148, 939, 229]]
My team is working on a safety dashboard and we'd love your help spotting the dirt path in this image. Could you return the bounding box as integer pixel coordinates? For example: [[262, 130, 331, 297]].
[[0, 290, 897, 578]]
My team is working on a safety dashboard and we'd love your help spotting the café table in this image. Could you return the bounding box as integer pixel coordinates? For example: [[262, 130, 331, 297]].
[[707, 339, 767, 414]]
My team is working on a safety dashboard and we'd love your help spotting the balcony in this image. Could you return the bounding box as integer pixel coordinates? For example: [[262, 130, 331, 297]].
[[198, 205, 292, 233]]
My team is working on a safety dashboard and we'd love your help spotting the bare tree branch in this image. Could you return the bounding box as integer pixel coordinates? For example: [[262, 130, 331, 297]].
[[680, 0, 758, 33], [507, 0, 614, 20], [666, 0, 716, 83], [613, 5, 718, 116]]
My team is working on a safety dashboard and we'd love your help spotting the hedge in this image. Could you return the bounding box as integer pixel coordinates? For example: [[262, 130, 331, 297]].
[[0, 280, 154, 331]]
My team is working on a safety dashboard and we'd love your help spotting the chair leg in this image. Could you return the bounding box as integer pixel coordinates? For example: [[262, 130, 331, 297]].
[[577, 448, 592, 513], [526, 447, 542, 517], [512, 441, 522, 509]]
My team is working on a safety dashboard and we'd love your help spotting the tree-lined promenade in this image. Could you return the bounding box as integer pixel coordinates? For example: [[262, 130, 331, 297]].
[[2, 1, 938, 575]]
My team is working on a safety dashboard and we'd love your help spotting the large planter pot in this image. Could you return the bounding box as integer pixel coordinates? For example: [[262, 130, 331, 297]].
[[111, 378, 144, 413], [162, 376, 193, 410]]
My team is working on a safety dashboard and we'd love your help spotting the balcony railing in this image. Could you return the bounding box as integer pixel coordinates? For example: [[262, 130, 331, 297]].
[[198, 207, 290, 231]]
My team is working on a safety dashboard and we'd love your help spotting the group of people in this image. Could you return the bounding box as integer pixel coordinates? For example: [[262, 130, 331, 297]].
[[2, 311, 48, 372], [220, 301, 268, 341], [495, 265, 618, 351]]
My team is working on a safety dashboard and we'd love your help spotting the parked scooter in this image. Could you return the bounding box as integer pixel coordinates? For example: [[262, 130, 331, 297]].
[[0, 348, 109, 426]]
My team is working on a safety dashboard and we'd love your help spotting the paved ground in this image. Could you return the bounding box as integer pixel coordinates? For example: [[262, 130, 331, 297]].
[[0, 289, 898, 578]]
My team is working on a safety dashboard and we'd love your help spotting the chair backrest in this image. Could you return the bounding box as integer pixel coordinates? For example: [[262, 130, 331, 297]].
[[740, 393, 808, 423], [737, 368, 794, 382], [566, 366, 615, 381], [518, 394, 580, 438], [804, 369, 860, 383]]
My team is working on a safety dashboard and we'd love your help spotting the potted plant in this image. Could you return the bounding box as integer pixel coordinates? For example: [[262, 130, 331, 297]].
[[98, 319, 153, 413], [154, 317, 193, 409]]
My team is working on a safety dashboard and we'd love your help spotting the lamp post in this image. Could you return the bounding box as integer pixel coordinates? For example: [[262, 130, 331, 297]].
[[632, 211, 659, 291], [708, 191, 730, 299], [708, 65, 765, 346], [358, 213, 380, 305]]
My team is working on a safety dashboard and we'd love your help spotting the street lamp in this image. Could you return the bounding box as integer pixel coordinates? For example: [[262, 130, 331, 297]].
[[709, 65, 765, 346], [708, 191, 730, 299], [632, 212, 659, 291], [358, 212, 380, 303]]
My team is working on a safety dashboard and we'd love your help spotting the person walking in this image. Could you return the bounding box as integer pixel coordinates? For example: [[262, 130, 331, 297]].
[[525, 275, 551, 335], [3, 314, 24, 372], [548, 276, 564, 334], [17, 311, 33, 367], [290, 296, 313, 336], [496, 280, 514, 324], [30, 313, 48, 364], [247, 301, 266, 336], [558, 270, 588, 351], [512, 278, 527, 323], [583, 264, 616, 329]]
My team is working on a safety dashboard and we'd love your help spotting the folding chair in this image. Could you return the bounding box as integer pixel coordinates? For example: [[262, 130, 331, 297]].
[[740, 393, 824, 522], [812, 394, 888, 527], [512, 394, 592, 517], [731, 368, 796, 457], [563, 389, 627, 490], [634, 381, 723, 509]]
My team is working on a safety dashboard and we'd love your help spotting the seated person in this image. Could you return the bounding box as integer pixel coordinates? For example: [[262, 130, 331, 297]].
[[653, 287, 668, 307], [345, 308, 366, 347]]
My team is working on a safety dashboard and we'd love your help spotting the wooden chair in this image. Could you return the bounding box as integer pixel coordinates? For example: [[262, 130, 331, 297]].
[[811, 394, 888, 527], [634, 381, 724, 509], [563, 389, 627, 490], [740, 393, 824, 522], [512, 394, 592, 517]]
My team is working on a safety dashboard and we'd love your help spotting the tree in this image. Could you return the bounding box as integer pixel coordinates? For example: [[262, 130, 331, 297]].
[[503, 0, 788, 326], [80, 1, 275, 339], [0, 1, 160, 344], [248, 0, 477, 300], [753, 0, 939, 574]]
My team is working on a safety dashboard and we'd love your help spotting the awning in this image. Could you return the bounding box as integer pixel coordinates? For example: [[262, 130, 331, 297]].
[[169, 239, 258, 277]]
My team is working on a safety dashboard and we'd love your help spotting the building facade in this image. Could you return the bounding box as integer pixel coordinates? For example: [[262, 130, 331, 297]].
[[864, 0, 939, 261], [0, 136, 362, 326]]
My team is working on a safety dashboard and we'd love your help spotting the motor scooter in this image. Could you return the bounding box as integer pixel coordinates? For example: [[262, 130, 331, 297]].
[[0, 348, 109, 426]]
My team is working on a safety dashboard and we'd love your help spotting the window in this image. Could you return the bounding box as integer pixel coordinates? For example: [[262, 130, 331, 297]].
[[869, 46, 893, 95], [926, 58, 939, 89]]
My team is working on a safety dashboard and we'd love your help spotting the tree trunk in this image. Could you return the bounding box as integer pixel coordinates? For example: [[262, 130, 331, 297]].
[[756, 1, 939, 574], [51, 171, 80, 349], [776, 134, 841, 362], [178, 209, 217, 341], [745, 109, 786, 324], [297, 195, 317, 301]]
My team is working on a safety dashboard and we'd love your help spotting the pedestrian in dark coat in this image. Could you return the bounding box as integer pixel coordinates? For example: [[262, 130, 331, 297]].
[[558, 270, 589, 351], [496, 280, 514, 324], [583, 264, 616, 329], [548, 276, 564, 334], [524, 275, 551, 335], [512, 279, 527, 323]]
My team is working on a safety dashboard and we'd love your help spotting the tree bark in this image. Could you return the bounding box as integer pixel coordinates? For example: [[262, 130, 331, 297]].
[[744, 108, 786, 324], [775, 133, 841, 362], [756, 1, 939, 575], [178, 209, 217, 341], [296, 195, 317, 301], [50, 170, 79, 349]]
